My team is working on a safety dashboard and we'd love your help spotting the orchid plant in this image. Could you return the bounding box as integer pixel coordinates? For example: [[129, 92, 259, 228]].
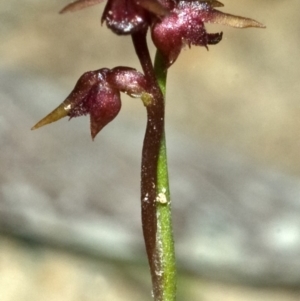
[[32, 1, 264, 300]]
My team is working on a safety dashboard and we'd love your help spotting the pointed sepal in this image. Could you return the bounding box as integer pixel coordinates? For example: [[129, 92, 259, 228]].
[[205, 10, 265, 28], [31, 101, 71, 130]]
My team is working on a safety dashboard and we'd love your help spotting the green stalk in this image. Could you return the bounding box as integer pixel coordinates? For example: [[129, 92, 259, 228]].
[[154, 50, 177, 301], [131, 31, 176, 300]]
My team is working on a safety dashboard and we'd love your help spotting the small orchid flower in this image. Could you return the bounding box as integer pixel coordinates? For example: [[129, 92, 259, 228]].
[[32, 67, 150, 139], [151, 0, 265, 67]]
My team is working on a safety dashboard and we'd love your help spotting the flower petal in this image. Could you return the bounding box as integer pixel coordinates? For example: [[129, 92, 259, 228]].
[[60, 0, 104, 14], [205, 10, 265, 28], [87, 85, 121, 139]]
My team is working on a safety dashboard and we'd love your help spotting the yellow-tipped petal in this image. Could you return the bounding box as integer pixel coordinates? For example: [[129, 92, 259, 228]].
[[208, 11, 265, 28], [31, 101, 72, 130]]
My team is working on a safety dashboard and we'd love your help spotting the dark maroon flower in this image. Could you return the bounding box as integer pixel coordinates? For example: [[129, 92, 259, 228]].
[[60, 0, 168, 35], [32, 67, 150, 139], [67, 69, 121, 139], [151, 0, 265, 67]]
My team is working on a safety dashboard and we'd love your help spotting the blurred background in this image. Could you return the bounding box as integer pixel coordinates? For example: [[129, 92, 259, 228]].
[[1, 0, 300, 300]]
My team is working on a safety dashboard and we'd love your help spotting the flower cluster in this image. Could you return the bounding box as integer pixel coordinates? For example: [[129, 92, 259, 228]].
[[60, 0, 264, 65], [33, 0, 264, 138]]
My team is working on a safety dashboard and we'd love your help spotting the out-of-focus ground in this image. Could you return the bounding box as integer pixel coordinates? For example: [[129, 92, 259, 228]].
[[1, 235, 300, 301], [1, 0, 300, 300]]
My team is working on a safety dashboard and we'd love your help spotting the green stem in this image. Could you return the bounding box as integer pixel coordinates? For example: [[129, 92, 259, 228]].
[[154, 50, 177, 301], [131, 30, 176, 300]]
